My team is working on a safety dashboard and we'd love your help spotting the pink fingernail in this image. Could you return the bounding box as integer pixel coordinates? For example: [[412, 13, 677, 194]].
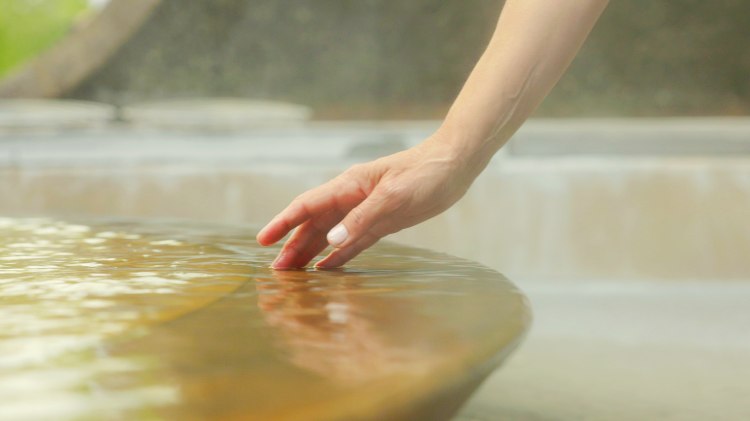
[[327, 224, 348, 247]]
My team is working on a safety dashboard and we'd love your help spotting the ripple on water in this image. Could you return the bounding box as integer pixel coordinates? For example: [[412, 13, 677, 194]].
[[0, 218, 251, 420], [0, 217, 529, 421]]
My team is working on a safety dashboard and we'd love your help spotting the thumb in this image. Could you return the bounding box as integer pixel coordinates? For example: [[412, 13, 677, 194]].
[[326, 189, 398, 248]]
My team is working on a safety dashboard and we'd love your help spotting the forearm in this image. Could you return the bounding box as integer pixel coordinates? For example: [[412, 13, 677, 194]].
[[436, 0, 608, 172]]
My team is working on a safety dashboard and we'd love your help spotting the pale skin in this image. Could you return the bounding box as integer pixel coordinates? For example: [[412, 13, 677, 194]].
[[257, 0, 609, 269]]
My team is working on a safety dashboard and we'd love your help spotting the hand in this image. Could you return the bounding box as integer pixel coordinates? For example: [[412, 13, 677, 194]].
[[256, 0, 608, 269], [256, 136, 477, 269]]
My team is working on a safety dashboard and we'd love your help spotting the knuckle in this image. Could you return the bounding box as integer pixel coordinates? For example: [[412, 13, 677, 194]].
[[347, 206, 368, 229], [379, 181, 409, 202], [290, 193, 307, 206], [343, 163, 365, 176], [288, 198, 313, 220], [282, 237, 301, 254], [289, 199, 305, 213]]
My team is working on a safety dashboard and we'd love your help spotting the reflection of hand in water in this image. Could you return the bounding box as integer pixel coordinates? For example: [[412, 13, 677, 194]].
[[255, 269, 452, 384]]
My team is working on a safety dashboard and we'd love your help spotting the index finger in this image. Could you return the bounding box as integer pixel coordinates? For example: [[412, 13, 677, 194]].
[[257, 179, 360, 246]]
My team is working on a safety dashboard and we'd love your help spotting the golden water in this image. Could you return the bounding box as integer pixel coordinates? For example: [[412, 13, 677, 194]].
[[0, 217, 529, 421]]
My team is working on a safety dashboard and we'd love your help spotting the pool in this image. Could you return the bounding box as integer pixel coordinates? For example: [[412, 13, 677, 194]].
[[2, 105, 749, 419]]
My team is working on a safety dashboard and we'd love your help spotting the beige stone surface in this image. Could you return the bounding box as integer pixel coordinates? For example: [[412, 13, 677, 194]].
[[395, 157, 750, 282], [0, 99, 114, 131], [456, 282, 750, 420], [122, 98, 312, 130]]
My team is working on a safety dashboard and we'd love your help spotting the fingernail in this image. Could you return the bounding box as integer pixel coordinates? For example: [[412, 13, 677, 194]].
[[327, 224, 348, 247]]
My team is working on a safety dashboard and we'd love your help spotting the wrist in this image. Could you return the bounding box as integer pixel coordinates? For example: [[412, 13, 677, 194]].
[[428, 122, 502, 177]]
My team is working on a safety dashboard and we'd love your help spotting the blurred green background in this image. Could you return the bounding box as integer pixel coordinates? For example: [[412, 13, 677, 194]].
[[0, 0, 89, 77]]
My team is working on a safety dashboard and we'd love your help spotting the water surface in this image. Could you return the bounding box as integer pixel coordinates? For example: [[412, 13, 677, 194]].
[[0, 217, 528, 421]]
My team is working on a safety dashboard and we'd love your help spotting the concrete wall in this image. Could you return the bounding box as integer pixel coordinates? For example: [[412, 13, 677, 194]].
[[3, 1, 748, 116], [24, 0, 747, 117]]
